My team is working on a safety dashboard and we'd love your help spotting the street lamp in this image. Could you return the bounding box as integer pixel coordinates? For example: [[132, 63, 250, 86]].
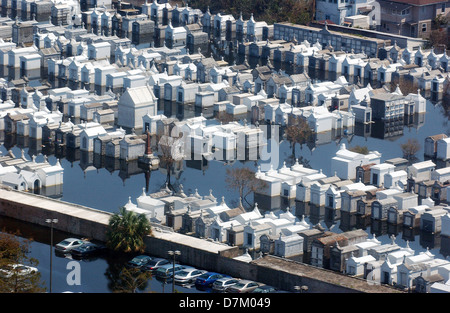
[[45, 218, 58, 293], [168, 250, 180, 293]]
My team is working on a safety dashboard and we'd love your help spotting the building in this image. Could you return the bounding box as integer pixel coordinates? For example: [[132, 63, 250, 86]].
[[273, 22, 388, 57], [425, 134, 448, 158], [331, 143, 381, 180], [378, 0, 450, 38], [117, 85, 158, 131], [370, 93, 405, 120]]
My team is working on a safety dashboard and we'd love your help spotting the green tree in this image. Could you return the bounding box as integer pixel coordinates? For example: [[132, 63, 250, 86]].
[[106, 208, 152, 254], [0, 231, 45, 293], [106, 265, 152, 293]]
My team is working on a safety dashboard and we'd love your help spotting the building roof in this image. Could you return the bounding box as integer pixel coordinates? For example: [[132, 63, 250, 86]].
[[388, 0, 447, 5]]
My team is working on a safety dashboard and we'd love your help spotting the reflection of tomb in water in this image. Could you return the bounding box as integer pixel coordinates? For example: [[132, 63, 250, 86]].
[[185, 157, 209, 171], [3, 132, 16, 151], [370, 118, 404, 140], [93, 152, 104, 170], [280, 197, 296, 212], [420, 230, 440, 250], [387, 223, 402, 239], [371, 219, 388, 237], [436, 159, 450, 170], [402, 226, 419, 242], [404, 113, 425, 130], [430, 91, 442, 103], [27, 138, 44, 157], [440, 236, 450, 259], [354, 122, 372, 139], [254, 193, 281, 212], [294, 200, 311, 219], [309, 204, 325, 226], [79, 150, 95, 174], [65, 147, 81, 164], [324, 207, 340, 229], [104, 156, 120, 173], [54, 144, 66, 160], [119, 159, 144, 185], [339, 211, 357, 232], [355, 214, 371, 230], [15, 135, 28, 150]]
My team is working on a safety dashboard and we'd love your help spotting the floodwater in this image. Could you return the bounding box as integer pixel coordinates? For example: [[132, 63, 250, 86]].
[[1, 42, 450, 292], [0, 216, 207, 293]]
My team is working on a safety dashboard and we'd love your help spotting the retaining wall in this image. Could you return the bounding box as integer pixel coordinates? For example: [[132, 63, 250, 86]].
[[0, 187, 401, 293]]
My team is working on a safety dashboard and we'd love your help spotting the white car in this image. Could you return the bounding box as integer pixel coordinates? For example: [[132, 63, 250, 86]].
[[0, 264, 38, 278], [212, 277, 240, 292], [55, 238, 86, 253], [173, 268, 207, 284]]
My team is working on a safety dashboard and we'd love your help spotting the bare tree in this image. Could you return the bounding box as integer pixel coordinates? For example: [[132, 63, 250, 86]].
[[349, 145, 369, 155], [401, 138, 421, 161], [225, 167, 267, 207], [156, 132, 184, 191], [285, 118, 313, 158]]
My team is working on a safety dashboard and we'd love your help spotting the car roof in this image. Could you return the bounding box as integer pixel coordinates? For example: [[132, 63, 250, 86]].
[[80, 242, 96, 246], [158, 263, 183, 269], [203, 272, 221, 276], [216, 276, 237, 282], [178, 267, 198, 273], [62, 238, 81, 242]]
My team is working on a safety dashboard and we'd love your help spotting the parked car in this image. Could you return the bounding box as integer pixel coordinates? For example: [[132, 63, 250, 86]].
[[251, 285, 278, 293], [154, 264, 191, 279], [142, 258, 170, 272], [55, 238, 86, 253], [212, 277, 240, 292], [226, 280, 260, 293], [0, 264, 38, 278], [195, 272, 229, 289], [71, 242, 106, 259], [174, 268, 207, 285], [127, 255, 153, 268]]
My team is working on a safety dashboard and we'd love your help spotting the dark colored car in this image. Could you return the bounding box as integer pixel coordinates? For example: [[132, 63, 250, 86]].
[[71, 242, 106, 259], [195, 272, 229, 289], [127, 255, 153, 268], [142, 258, 171, 272]]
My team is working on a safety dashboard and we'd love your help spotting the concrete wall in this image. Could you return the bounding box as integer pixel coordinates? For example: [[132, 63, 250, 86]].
[[310, 22, 427, 50], [0, 187, 400, 293], [0, 187, 111, 242]]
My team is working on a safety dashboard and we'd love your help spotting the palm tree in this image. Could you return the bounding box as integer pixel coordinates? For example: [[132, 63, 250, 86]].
[[106, 207, 152, 254]]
